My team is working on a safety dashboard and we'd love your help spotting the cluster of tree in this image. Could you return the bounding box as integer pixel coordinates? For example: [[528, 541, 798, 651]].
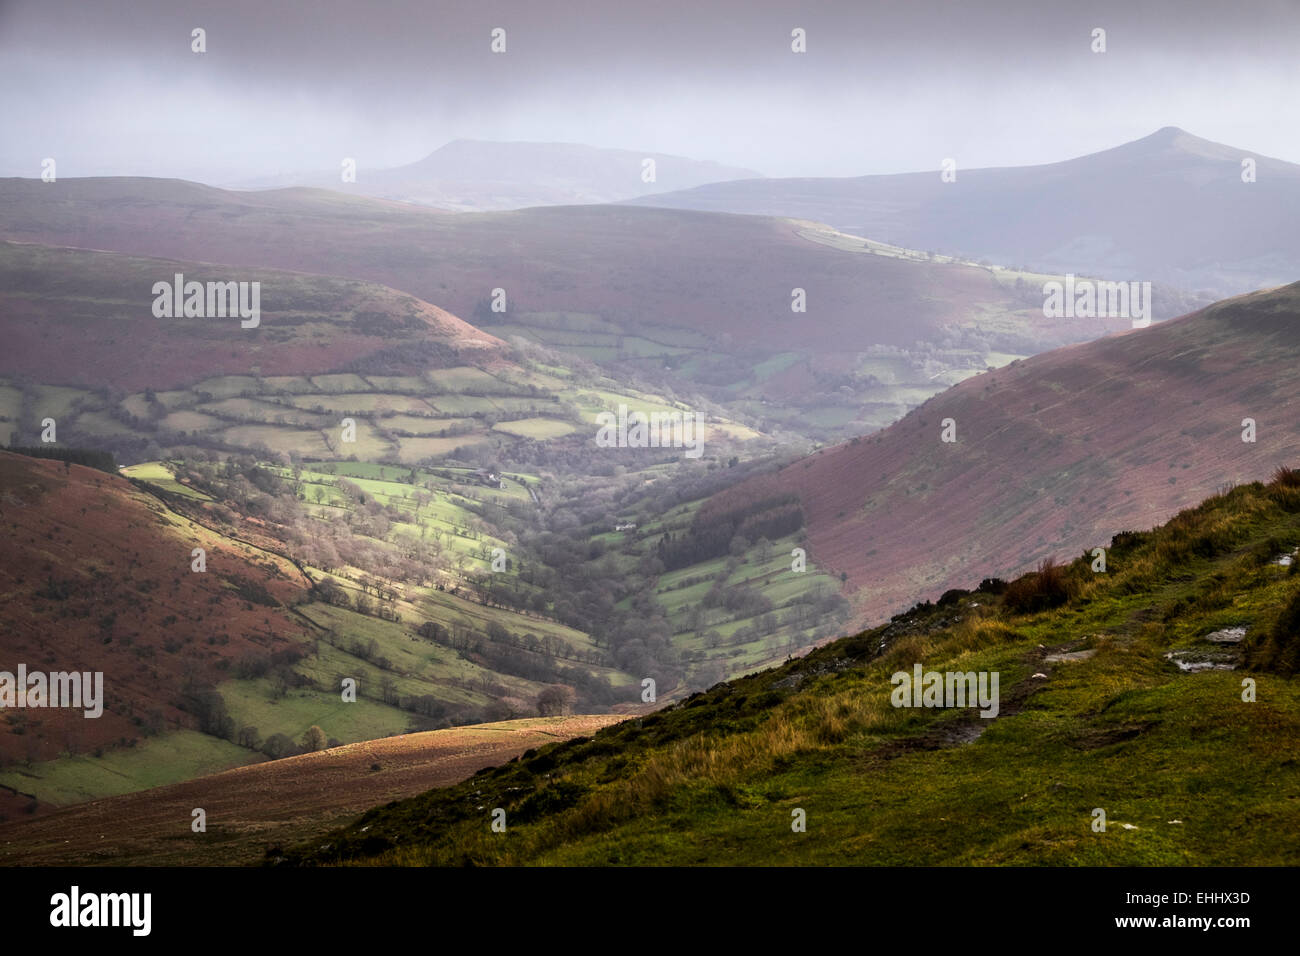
[[656, 494, 803, 571], [338, 340, 463, 378], [416, 619, 601, 666], [232, 647, 308, 681], [414, 617, 623, 708], [344, 636, 394, 670], [701, 582, 772, 617]]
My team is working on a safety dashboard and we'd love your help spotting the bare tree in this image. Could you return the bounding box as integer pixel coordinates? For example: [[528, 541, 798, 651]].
[[536, 685, 574, 717], [301, 725, 327, 752]]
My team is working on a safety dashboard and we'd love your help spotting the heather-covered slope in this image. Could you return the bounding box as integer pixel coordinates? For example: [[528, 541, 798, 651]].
[[705, 281, 1300, 624], [0, 240, 505, 394]]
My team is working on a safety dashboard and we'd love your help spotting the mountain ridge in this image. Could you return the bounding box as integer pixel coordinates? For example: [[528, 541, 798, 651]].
[[627, 127, 1300, 296], [229, 139, 762, 211]]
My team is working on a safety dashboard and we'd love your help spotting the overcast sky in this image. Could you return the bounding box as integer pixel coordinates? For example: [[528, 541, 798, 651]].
[[2, 0, 1298, 182]]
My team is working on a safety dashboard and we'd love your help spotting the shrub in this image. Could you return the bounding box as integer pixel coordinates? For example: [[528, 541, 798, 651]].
[[1109, 530, 1146, 555], [1247, 587, 1300, 676], [514, 780, 589, 824], [937, 588, 970, 607], [1002, 558, 1072, 614], [1272, 465, 1300, 489], [262, 733, 297, 759], [1267, 471, 1300, 512]]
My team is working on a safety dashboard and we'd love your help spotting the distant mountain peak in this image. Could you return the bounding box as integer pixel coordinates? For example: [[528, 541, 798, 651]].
[[1117, 126, 1239, 161]]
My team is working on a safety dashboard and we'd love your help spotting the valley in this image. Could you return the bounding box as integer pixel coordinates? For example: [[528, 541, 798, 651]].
[[0, 126, 1295, 876], [276, 468, 1300, 866]]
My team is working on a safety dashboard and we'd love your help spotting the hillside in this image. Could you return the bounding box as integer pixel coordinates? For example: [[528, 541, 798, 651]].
[[703, 280, 1300, 625], [0, 236, 856, 746], [0, 240, 759, 466], [0, 450, 635, 817], [279, 469, 1300, 866], [0, 177, 1207, 442], [628, 127, 1300, 297], [0, 715, 621, 866], [232, 139, 762, 211], [0, 240, 505, 395], [0, 451, 312, 816]]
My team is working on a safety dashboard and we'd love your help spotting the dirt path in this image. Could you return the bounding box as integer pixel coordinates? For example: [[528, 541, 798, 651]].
[[0, 715, 623, 866]]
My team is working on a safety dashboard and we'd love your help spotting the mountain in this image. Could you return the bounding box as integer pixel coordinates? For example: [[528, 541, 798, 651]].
[[700, 280, 1300, 625], [232, 140, 763, 211], [627, 128, 1300, 297], [279, 469, 1300, 866], [0, 177, 1209, 442]]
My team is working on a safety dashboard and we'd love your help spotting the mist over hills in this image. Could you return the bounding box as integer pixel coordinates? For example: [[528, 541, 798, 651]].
[[230, 140, 763, 211], [628, 128, 1300, 297], [5, 0, 1300, 905], [0, 175, 1210, 444]]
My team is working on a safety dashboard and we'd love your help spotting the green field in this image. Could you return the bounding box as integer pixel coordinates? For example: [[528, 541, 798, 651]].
[[219, 676, 417, 745], [221, 424, 333, 458], [426, 366, 515, 392], [0, 731, 260, 807], [493, 418, 577, 439], [121, 461, 214, 499], [160, 410, 223, 433]]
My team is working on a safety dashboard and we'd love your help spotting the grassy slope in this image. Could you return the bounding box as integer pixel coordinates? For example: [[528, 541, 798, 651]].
[[282, 470, 1300, 866], [2, 731, 258, 807]]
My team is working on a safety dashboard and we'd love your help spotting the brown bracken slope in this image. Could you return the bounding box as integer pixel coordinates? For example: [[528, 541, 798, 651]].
[[0, 714, 622, 866], [706, 281, 1300, 625], [0, 452, 313, 809]]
